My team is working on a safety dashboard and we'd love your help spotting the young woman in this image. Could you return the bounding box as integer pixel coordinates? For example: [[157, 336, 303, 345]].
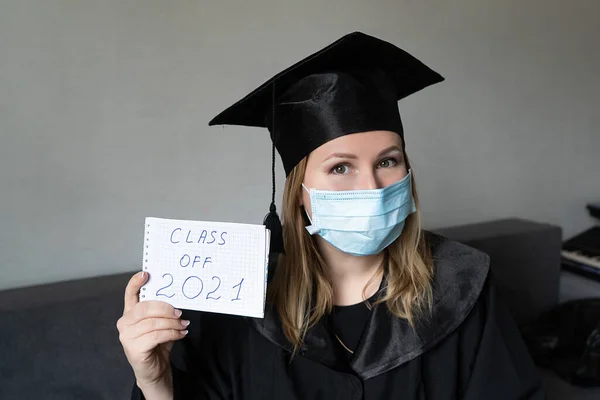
[[117, 32, 545, 399]]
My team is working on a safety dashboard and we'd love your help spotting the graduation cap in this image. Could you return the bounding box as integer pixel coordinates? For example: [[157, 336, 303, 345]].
[[209, 31, 444, 254]]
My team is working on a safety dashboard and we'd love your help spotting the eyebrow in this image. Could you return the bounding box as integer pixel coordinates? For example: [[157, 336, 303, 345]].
[[323, 145, 403, 162]]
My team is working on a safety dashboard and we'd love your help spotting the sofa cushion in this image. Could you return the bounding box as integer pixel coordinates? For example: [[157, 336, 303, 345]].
[[0, 279, 134, 399]]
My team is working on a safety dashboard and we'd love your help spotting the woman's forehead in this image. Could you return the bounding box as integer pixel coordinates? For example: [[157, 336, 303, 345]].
[[309, 130, 403, 159]]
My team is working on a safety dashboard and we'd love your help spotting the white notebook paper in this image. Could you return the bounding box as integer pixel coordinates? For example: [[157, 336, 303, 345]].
[[140, 217, 270, 318]]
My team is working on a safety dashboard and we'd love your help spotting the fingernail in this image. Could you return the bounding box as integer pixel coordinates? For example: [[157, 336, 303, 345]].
[[180, 330, 188, 335], [181, 320, 190, 327], [174, 309, 183, 317]]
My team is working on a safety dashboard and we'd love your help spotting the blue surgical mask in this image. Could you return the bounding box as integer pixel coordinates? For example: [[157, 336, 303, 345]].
[[302, 170, 416, 256]]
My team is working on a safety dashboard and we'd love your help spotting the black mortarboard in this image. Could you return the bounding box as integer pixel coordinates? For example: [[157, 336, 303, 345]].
[[209, 31, 444, 254]]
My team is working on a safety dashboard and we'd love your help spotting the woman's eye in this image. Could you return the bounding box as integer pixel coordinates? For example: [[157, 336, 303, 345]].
[[378, 158, 398, 168], [331, 164, 350, 175]]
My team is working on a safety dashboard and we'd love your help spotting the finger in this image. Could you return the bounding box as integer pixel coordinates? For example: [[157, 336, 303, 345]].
[[124, 271, 148, 313], [129, 317, 190, 339], [131, 329, 188, 355], [122, 300, 182, 326]]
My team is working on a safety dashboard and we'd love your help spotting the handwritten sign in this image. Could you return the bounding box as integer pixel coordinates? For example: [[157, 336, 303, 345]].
[[139, 217, 270, 318]]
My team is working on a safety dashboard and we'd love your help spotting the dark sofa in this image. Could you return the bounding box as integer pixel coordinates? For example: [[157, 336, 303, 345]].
[[1, 218, 598, 399], [0, 272, 135, 399]]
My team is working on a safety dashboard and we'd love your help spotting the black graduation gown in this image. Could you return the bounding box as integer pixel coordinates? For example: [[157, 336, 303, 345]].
[[131, 233, 545, 399]]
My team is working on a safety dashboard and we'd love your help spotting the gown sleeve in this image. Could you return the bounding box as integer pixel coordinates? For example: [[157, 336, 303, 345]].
[[130, 310, 234, 400], [460, 274, 546, 400]]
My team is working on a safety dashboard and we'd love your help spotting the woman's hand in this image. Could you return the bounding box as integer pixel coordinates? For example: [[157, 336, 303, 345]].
[[116, 272, 189, 388]]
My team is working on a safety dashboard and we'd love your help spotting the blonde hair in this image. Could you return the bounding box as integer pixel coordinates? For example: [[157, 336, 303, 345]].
[[267, 156, 434, 354]]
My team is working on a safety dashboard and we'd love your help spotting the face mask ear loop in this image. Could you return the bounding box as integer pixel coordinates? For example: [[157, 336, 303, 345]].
[[300, 183, 315, 225], [304, 208, 314, 224]]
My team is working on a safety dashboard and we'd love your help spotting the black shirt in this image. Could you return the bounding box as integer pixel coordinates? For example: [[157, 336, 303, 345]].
[[331, 295, 374, 358]]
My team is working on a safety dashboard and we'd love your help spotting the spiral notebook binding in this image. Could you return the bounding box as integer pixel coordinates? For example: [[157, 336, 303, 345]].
[[140, 220, 151, 299]]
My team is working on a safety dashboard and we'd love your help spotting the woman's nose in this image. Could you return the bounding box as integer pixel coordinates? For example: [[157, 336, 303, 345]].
[[357, 171, 380, 190]]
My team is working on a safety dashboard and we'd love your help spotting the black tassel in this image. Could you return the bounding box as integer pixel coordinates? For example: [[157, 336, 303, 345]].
[[263, 202, 284, 254], [264, 81, 284, 255]]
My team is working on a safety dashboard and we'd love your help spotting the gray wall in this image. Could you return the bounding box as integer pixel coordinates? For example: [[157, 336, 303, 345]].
[[1, 0, 598, 291]]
